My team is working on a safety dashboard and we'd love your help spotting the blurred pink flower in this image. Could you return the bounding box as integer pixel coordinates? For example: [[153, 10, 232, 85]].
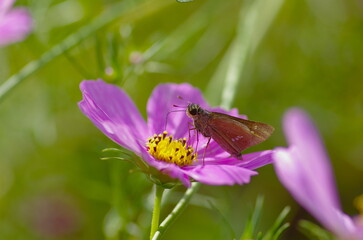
[[0, 0, 32, 46], [24, 194, 83, 238], [273, 108, 363, 239], [79, 80, 273, 187]]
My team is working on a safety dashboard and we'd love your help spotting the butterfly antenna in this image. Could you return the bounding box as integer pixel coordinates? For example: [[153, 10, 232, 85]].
[[172, 104, 188, 108], [177, 95, 192, 105], [164, 97, 190, 130]]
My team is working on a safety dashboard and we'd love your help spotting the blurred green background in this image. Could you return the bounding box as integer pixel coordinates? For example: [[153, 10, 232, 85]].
[[1, 0, 363, 239]]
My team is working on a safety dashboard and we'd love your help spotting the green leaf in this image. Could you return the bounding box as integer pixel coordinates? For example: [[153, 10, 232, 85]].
[[299, 220, 334, 240], [272, 223, 290, 240], [261, 206, 291, 240], [241, 195, 264, 239]]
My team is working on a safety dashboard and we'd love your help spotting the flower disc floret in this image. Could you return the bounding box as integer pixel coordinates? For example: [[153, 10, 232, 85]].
[[147, 131, 197, 166]]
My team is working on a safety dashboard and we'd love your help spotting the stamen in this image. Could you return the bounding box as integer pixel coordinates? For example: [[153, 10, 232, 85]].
[[146, 131, 198, 166]]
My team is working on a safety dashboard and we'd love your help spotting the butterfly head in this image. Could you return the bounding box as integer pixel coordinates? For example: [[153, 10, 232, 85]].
[[186, 103, 203, 118]]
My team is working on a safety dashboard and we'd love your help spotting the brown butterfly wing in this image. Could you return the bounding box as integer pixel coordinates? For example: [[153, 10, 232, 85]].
[[206, 112, 274, 156]]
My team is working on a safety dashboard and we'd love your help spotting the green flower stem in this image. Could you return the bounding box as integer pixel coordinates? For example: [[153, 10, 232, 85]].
[[150, 185, 165, 240], [152, 182, 201, 240]]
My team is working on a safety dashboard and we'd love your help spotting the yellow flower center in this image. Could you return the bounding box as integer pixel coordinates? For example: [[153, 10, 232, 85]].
[[146, 131, 197, 166]]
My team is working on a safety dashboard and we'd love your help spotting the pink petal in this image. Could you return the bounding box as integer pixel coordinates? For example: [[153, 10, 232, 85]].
[[200, 150, 273, 170], [182, 164, 257, 185], [147, 83, 208, 139], [158, 163, 191, 187], [274, 147, 360, 238], [274, 147, 324, 217], [140, 152, 192, 187], [238, 150, 274, 169], [274, 108, 361, 238], [0, 7, 32, 46], [78, 80, 149, 154], [283, 108, 340, 209], [0, 0, 15, 15]]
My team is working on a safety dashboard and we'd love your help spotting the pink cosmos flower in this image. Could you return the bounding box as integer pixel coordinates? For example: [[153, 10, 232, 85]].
[[78, 80, 273, 187], [273, 108, 363, 239], [0, 0, 32, 46]]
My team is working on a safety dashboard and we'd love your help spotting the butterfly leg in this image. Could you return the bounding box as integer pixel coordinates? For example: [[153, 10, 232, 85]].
[[195, 130, 199, 157], [187, 122, 203, 163], [201, 137, 211, 166], [234, 153, 244, 160], [187, 121, 196, 145]]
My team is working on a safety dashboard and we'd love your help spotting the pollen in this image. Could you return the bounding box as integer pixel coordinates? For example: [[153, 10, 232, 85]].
[[146, 131, 197, 166]]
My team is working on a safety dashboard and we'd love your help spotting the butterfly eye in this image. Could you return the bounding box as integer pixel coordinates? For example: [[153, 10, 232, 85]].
[[189, 108, 198, 115]]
